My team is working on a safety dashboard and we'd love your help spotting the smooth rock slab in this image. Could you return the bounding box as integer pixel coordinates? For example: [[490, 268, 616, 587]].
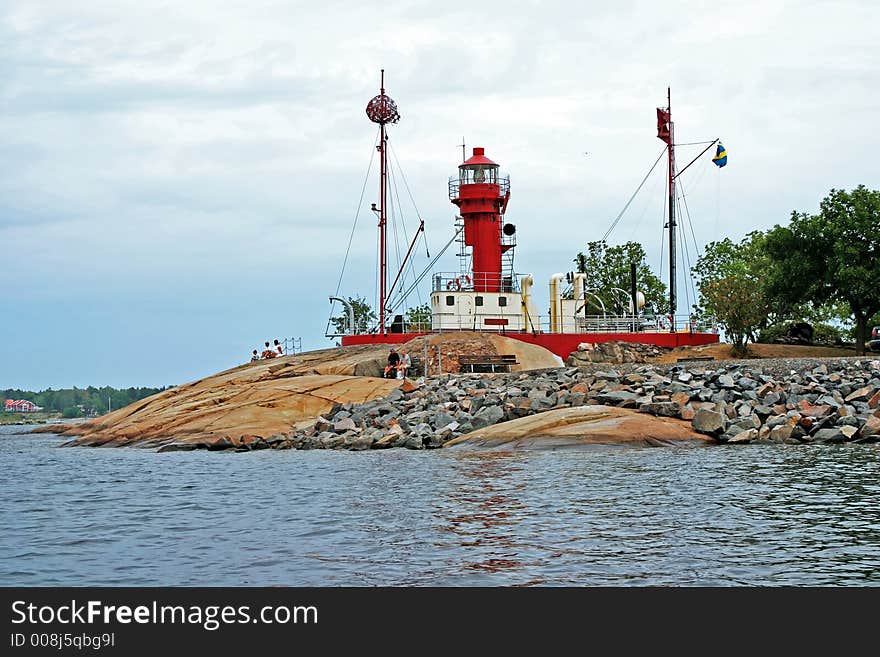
[[443, 405, 714, 450]]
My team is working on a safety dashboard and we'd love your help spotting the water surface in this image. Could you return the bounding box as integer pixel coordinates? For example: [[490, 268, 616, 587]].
[[2, 425, 879, 585]]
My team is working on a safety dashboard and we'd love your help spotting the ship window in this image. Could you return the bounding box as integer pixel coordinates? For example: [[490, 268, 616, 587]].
[[475, 296, 484, 306], [446, 296, 455, 306], [499, 296, 507, 307]]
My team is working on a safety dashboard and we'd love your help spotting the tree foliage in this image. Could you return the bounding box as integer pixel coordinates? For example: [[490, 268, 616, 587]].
[[405, 303, 432, 332], [692, 232, 775, 353], [574, 241, 668, 315], [330, 295, 377, 335], [2, 386, 168, 417], [690, 186, 880, 354], [763, 185, 880, 354]]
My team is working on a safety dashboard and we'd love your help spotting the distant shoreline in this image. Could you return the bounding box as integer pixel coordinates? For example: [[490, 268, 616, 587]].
[[1, 415, 85, 427]]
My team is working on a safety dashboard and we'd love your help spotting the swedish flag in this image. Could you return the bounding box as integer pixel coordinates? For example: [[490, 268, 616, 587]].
[[712, 142, 727, 167]]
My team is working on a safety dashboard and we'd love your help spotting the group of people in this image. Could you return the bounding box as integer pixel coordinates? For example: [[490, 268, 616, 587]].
[[250, 340, 284, 363], [384, 347, 411, 379]]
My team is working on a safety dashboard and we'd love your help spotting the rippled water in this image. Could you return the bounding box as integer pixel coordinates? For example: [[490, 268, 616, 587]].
[[2, 425, 879, 586]]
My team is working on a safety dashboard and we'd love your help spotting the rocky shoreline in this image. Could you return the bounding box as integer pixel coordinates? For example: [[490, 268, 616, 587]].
[[157, 355, 880, 452]]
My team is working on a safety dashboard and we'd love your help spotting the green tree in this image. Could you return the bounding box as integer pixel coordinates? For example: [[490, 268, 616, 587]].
[[574, 240, 667, 315], [764, 186, 880, 355], [3, 386, 166, 416], [330, 296, 377, 335], [405, 303, 432, 331], [692, 232, 774, 354]]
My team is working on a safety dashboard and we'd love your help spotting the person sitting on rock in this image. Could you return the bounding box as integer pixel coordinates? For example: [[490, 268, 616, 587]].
[[397, 351, 411, 379], [384, 347, 400, 378], [250, 349, 260, 363], [274, 339, 284, 356], [261, 341, 276, 359]]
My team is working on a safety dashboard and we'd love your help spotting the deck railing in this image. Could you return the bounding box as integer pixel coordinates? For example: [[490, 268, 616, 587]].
[[432, 272, 521, 293], [345, 313, 717, 336], [448, 175, 510, 201]]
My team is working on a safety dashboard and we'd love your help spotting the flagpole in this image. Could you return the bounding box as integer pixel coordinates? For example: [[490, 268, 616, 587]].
[[674, 139, 719, 180]]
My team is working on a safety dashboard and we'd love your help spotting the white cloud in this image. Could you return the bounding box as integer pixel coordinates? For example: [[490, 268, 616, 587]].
[[1, 0, 878, 386]]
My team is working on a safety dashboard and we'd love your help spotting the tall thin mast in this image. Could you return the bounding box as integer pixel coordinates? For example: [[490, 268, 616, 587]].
[[379, 75, 388, 335], [365, 69, 400, 335], [666, 87, 677, 328]]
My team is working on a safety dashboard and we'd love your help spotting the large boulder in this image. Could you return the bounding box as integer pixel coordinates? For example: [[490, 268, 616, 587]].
[[48, 371, 398, 449], [565, 340, 669, 366], [402, 332, 560, 374], [444, 405, 714, 450]]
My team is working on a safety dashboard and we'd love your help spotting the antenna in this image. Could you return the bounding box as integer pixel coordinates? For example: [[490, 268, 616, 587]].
[[459, 137, 466, 163]]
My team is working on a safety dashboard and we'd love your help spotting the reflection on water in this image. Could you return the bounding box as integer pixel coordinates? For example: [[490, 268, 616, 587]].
[[1, 426, 879, 586], [439, 452, 530, 576]]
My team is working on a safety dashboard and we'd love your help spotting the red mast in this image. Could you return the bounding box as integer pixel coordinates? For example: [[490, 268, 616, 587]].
[[657, 87, 676, 329], [365, 70, 400, 334]]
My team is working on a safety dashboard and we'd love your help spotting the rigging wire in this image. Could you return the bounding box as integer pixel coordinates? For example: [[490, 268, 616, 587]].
[[625, 162, 666, 243], [387, 157, 404, 276], [675, 140, 717, 146], [658, 159, 668, 304], [387, 227, 463, 314], [397, 162, 425, 309], [390, 143, 431, 258], [602, 147, 667, 242], [334, 128, 380, 299], [374, 211, 379, 328], [678, 206, 693, 316], [386, 150, 425, 312], [678, 177, 703, 262], [676, 176, 701, 311], [332, 127, 380, 318], [386, 160, 404, 308], [714, 165, 721, 241], [683, 153, 712, 197]]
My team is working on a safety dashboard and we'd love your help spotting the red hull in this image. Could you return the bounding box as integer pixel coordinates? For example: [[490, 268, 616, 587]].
[[341, 331, 719, 360]]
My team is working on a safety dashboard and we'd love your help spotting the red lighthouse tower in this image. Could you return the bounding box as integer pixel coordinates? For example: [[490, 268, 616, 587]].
[[449, 147, 512, 293]]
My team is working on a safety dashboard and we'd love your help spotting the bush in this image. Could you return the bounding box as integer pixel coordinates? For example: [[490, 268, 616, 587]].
[[812, 323, 843, 345], [756, 324, 788, 344], [62, 407, 82, 419]]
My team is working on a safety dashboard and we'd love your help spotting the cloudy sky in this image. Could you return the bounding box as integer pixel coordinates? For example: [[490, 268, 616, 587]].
[[2, 0, 877, 390]]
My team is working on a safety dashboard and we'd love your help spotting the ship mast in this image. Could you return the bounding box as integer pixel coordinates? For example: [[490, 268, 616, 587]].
[[657, 87, 676, 329], [365, 70, 400, 335], [667, 88, 677, 328]]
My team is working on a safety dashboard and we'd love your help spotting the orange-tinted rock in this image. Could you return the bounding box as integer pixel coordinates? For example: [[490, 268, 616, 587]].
[[401, 331, 559, 375], [862, 415, 880, 437], [49, 370, 398, 449], [444, 405, 714, 450], [845, 386, 875, 403], [798, 416, 815, 431], [797, 401, 833, 418], [400, 378, 420, 394], [671, 391, 691, 407]]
